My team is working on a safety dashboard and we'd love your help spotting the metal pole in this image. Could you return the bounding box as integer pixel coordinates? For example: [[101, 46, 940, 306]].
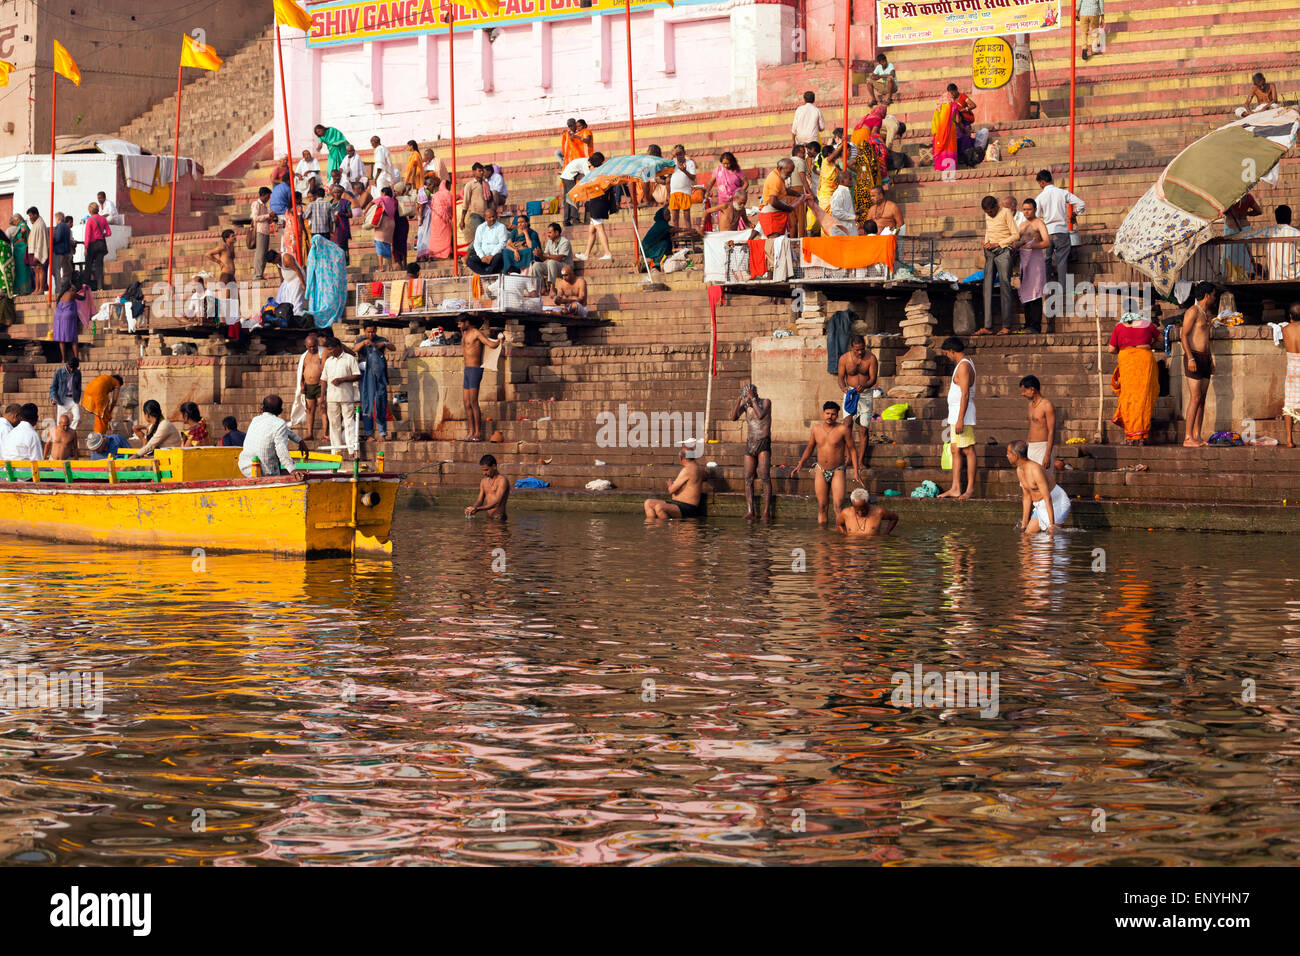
[[48, 72, 55, 303], [166, 62, 183, 292], [447, 10, 460, 276], [842, 0, 851, 166], [1069, 1, 1076, 191]]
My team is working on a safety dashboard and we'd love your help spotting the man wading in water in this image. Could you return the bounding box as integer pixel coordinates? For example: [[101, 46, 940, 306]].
[[644, 442, 707, 519], [731, 384, 773, 520], [837, 488, 899, 536], [1008, 439, 1070, 534], [794, 401, 862, 526]]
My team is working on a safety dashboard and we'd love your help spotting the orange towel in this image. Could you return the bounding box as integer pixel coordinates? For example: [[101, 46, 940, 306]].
[[470, 273, 484, 299], [800, 235, 896, 272]]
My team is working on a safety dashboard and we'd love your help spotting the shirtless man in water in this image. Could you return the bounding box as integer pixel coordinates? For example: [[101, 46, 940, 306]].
[[44, 413, 77, 459], [299, 332, 324, 441], [794, 401, 862, 525], [1181, 281, 1218, 447], [644, 442, 707, 519], [836, 335, 879, 472], [458, 315, 510, 442], [837, 488, 898, 536], [1019, 374, 1057, 468], [465, 453, 510, 520], [731, 384, 773, 520], [1008, 439, 1070, 535]]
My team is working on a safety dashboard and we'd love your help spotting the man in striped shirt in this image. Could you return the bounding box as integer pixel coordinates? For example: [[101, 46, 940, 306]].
[[304, 186, 336, 243]]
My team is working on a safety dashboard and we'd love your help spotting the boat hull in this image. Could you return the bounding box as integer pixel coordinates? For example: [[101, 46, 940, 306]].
[[0, 474, 401, 555]]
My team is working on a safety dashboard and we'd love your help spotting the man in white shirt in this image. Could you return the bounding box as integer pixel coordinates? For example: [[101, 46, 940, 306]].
[[342, 144, 367, 193], [96, 191, 123, 225], [1033, 168, 1086, 286], [322, 336, 361, 457], [0, 404, 44, 463], [295, 148, 321, 195], [370, 136, 397, 191], [0, 403, 22, 446], [466, 206, 509, 275], [668, 144, 697, 230], [530, 222, 574, 289], [791, 91, 825, 149], [1259, 204, 1300, 280], [561, 154, 594, 227], [238, 395, 308, 477]]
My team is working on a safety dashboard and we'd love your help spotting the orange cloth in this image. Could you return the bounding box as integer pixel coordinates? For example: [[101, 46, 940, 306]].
[[1111, 347, 1159, 442], [800, 235, 896, 271], [747, 238, 767, 278], [82, 373, 120, 434], [559, 129, 592, 165], [760, 169, 790, 209]]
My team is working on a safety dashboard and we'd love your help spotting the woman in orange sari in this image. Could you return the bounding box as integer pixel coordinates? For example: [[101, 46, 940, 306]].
[[931, 92, 958, 174], [1108, 313, 1162, 444]]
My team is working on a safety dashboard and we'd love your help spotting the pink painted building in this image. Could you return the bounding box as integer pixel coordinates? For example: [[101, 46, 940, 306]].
[[274, 0, 797, 153]]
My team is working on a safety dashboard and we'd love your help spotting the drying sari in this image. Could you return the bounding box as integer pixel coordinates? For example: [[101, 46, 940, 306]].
[[317, 126, 350, 179], [1109, 321, 1161, 442], [305, 234, 347, 328], [931, 96, 959, 173]]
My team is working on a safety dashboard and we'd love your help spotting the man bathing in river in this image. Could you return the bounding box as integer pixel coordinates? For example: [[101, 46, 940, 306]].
[[465, 453, 509, 520], [837, 334, 879, 472], [837, 488, 898, 536], [794, 401, 862, 526], [644, 442, 707, 519], [1008, 439, 1070, 534], [731, 383, 773, 520], [458, 315, 510, 443]]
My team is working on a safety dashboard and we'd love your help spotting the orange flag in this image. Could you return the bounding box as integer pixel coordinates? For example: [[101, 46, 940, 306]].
[[53, 40, 80, 86], [0, 61, 14, 87], [273, 0, 315, 32], [180, 35, 223, 71]]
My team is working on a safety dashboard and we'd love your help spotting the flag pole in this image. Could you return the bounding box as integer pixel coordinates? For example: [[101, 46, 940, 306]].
[[841, 0, 851, 167], [48, 70, 56, 303], [447, 9, 459, 276], [275, 22, 302, 267], [166, 61, 183, 292]]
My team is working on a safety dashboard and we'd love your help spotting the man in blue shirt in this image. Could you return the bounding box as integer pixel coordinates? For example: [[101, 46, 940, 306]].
[[48, 356, 82, 428], [85, 430, 133, 460], [465, 205, 508, 275], [220, 415, 246, 447], [50, 213, 73, 290], [270, 179, 292, 216]]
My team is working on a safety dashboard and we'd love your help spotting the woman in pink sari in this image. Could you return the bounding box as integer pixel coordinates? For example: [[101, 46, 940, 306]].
[[704, 152, 744, 232], [931, 92, 959, 174], [429, 178, 454, 260]]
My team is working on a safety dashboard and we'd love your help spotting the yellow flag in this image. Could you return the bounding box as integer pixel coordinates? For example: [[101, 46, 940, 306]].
[[0, 61, 14, 87], [180, 35, 223, 71], [274, 0, 315, 32], [53, 40, 80, 87], [462, 0, 502, 15]]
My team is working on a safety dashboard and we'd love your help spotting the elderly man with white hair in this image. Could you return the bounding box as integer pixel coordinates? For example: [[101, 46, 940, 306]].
[[837, 488, 899, 536]]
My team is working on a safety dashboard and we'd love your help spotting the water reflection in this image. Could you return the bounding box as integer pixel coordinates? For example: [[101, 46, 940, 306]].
[[0, 514, 1297, 866]]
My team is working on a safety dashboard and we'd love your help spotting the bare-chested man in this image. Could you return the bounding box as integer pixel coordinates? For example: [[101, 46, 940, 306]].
[[868, 185, 904, 233], [458, 315, 510, 442], [465, 453, 510, 520], [644, 442, 707, 519], [299, 331, 324, 441], [1181, 281, 1218, 447], [1008, 439, 1070, 535], [1019, 374, 1057, 468], [837, 334, 879, 470], [552, 264, 588, 317], [44, 413, 77, 459], [206, 228, 237, 285], [794, 401, 862, 525], [837, 488, 899, 536], [1282, 301, 1300, 448], [731, 383, 773, 520]]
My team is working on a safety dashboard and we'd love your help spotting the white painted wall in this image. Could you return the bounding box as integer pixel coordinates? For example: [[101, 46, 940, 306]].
[[274, 1, 791, 155], [0, 153, 132, 259]]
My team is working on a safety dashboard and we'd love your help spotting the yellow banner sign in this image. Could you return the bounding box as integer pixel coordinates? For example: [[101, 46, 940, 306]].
[[306, 0, 704, 47], [972, 35, 1013, 89], [877, 0, 1060, 47]]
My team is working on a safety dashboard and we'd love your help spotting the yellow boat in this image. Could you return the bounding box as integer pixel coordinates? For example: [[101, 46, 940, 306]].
[[0, 447, 399, 556]]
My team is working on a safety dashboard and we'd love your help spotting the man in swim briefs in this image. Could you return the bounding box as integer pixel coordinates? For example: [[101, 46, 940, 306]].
[[794, 401, 862, 525], [837, 334, 879, 471], [458, 315, 510, 442], [644, 441, 707, 519], [731, 383, 773, 520], [837, 488, 898, 536], [300, 331, 324, 441], [1181, 281, 1218, 447], [1008, 439, 1069, 534]]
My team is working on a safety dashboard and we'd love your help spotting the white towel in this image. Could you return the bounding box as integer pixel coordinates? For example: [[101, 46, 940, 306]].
[[1267, 322, 1286, 346], [122, 155, 159, 191]]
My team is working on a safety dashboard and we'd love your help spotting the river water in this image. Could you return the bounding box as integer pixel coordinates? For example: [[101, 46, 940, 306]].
[[1, 510, 1298, 866]]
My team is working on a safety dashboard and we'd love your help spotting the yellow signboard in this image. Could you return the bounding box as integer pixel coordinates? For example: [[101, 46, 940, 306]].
[[972, 36, 1013, 89], [877, 0, 1060, 48]]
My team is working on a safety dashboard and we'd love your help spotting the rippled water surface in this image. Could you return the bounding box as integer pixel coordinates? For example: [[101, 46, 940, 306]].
[[2, 509, 1299, 866]]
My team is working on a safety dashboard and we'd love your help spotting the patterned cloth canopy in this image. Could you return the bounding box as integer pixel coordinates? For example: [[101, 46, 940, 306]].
[[567, 154, 675, 203], [1113, 107, 1299, 294]]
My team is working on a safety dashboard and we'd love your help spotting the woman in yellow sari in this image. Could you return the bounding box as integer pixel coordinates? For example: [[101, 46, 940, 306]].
[[1108, 313, 1162, 444], [812, 145, 840, 233]]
